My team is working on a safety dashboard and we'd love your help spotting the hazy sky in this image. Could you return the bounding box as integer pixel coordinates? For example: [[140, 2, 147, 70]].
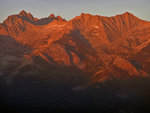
[[0, 0, 150, 23]]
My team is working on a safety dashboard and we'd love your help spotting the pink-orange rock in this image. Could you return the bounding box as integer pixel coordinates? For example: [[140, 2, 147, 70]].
[[0, 10, 150, 82]]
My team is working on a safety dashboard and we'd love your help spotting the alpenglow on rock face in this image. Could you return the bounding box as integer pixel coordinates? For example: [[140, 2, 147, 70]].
[[0, 10, 150, 84]]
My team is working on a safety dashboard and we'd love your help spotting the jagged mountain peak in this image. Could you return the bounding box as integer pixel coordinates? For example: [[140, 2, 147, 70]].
[[56, 15, 66, 22], [115, 12, 133, 17], [49, 14, 55, 18], [123, 12, 133, 15], [19, 10, 34, 20], [113, 12, 138, 20], [19, 10, 28, 16], [1, 11, 67, 29]]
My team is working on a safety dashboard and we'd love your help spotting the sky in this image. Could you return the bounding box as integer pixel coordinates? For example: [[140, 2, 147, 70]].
[[0, 0, 150, 23]]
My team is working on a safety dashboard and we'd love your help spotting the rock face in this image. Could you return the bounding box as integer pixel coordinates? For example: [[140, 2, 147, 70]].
[[0, 10, 150, 85]]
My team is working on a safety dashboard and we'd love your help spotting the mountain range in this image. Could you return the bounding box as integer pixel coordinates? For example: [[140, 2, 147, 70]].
[[0, 10, 150, 113], [0, 10, 150, 82]]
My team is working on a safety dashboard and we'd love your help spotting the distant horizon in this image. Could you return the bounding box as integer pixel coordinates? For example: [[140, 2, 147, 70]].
[[0, 0, 150, 23]]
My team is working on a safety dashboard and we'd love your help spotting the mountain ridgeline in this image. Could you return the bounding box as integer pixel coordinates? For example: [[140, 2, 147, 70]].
[[0, 10, 150, 113]]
